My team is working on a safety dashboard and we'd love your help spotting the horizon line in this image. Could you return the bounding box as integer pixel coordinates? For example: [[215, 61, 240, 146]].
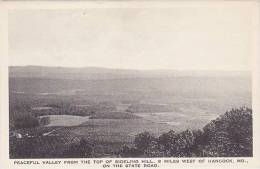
[[9, 65, 251, 72]]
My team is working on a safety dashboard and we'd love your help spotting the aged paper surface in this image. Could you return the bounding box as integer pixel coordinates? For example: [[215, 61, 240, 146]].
[[0, 1, 260, 169]]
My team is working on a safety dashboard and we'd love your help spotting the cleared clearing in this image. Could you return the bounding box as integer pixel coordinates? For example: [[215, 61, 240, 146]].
[[39, 115, 89, 127]]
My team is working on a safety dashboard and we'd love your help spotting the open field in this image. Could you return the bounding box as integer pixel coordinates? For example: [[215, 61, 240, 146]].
[[76, 118, 174, 142], [39, 115, 90, 127]]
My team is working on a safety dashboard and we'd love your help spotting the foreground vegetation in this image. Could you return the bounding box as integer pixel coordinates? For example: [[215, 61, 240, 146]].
[[120, 107, 252, 157], [10, 107, 252, 158]]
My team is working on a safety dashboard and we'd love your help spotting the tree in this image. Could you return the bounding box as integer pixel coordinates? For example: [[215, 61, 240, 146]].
[[191, 129, 205, 156], [14, 114, 39, 129], [144, 140, 165, 157], [134, 131, 156, 153], [158, 130, 176, 156], [63, 138, 93, 158], [158, 130, 195, 157], [202, 107, 252, 157], [120, 145, 142, 157]]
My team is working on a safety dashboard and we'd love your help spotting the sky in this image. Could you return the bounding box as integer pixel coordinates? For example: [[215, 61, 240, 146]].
[[8, 3, 256, 70]]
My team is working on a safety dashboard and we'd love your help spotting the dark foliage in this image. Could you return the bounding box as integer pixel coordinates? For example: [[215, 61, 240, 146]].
[[202, 107, 252, 157], [119, 145, 142, 157], [158, 130, 195, 157], [134, 131, 156, 152], [10, 107, 252, 158], [121, 107, 252, 157], [62, 138, 93, 158], [9, 136, 66, 158], [14, 114, 39, 129]]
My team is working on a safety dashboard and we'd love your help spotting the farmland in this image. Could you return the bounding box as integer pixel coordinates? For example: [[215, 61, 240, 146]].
[[9, 66, 252, 158], [39, 115, 90, 127]]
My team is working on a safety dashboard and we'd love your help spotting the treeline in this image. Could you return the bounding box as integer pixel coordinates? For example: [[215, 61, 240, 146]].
[[9, 101, 95, 129], [9, 101, 39, 130], [120, 107, 252, 157], [10, 94, 128, 130], [9, 107, 252, 158]]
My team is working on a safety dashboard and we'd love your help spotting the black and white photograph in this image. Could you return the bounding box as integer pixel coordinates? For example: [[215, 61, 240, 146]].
[[4, 1, 258, 161]]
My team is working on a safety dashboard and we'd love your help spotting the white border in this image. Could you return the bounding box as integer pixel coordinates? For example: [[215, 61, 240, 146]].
[[0, 1, 259, 169]]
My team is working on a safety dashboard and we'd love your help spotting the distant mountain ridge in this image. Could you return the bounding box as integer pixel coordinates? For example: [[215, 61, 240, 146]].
[[9, 66, 251, 80]]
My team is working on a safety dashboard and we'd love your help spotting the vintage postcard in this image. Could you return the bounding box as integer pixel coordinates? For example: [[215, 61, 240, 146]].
[[0, 1, 259, 169]]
